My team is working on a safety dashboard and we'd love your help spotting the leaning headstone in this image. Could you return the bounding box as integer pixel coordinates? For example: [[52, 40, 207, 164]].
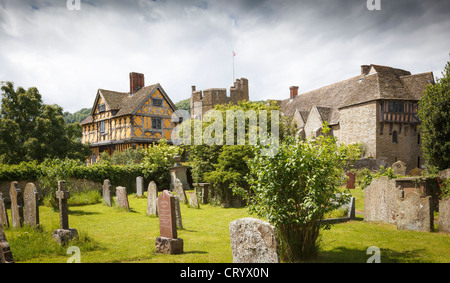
[[52, 181, 78, 245], [155, 190, 183, 254], [174, 196, 183, 229], [173, 179, 188, 204], [23, 183, 39, 227], [9, 181, 23, 229], [392, 160, 407, 176], [0, 226, 14, 263], [439, 197, 450, 233], [0, 193, 9, 227], [396, 191, 433, 232], [346, 172, 355, 189], [115, 186, 130, 211], [229, 218, 279, 263], [147, 181, 158, 216], [188, 190, 200, 209], [136, 176, 144, 197], [102, 179, 112, 206]]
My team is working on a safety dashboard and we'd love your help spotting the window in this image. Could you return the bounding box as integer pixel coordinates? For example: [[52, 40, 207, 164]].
[[388, 101, 404, 113], [100, 121, 105, 133], [392, 130, 398, 143], [151, 117, 162, 130], [98, 104, 106, 113], [152, 98, 163, 107]]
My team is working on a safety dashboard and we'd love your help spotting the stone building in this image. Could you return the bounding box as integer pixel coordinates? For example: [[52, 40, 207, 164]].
[[279, 64, 434, 171], [190, 78, 249, 118], [81, 72, 179, 164]]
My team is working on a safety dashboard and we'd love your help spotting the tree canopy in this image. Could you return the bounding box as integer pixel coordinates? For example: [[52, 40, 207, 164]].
[[0, 81, 91, 164]]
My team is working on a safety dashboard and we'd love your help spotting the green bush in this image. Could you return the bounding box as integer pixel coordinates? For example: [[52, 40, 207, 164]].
[[359, 166, 397, 190]]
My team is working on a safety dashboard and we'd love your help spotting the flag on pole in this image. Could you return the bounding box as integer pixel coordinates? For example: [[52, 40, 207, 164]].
[[233, 51, 236, 56]]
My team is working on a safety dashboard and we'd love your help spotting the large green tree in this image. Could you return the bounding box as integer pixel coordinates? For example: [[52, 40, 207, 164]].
[[0, 81, 91, 164], [418, 60, 450, 171]]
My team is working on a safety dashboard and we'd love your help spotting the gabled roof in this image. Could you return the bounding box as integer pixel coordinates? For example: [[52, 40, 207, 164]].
[[81, 83, 177, 125], [280, 64, 434, 120]]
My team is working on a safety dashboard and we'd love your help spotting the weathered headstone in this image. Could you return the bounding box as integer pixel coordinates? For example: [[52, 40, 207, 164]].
[[173, 179, 188, 204], [155, 190, 183, 254], [439, 197, 450, 233], [396, 191, 433, 232], [409, 168, 423, 176], [364, 176, 403, 224], [169, 155, 190, 191], [188, 190, 200, 209], [115, 186, 130, 211], [0, 193, 9, 227], [174, 196, 183, 229], [102, 179, 112, 206], [229, 218, 279, 263], [52, 181, 78, 245], [346, 172, 355, 189], [136, 176, 144, 197], [439, 169, 450, 180], [0, 226, 14, 263], [198, 183, 210, 204], [392, 160, 407, 176], [23, 183, 39, 227], [9, 181, 23, 229], [147, 181, 158, 216]]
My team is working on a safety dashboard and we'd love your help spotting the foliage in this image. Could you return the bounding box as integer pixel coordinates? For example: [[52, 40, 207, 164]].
[[418, 60, 450, 171], [0, 81, 91, 164], [63, 107, 91, 124], [359, 166, 397, 190], [246, 124, 360, 261], [99, 147, 146, 165], [175, 98, 191, 113], [437, 177, 450, 199]]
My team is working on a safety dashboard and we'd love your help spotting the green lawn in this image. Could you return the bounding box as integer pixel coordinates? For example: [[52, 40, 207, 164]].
[[4, 188, 450, 263]]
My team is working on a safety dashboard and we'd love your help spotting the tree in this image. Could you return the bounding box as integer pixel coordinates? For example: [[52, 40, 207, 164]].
[[0, 81, 91, 164], [246, 125, 360, 261], [418, 60, 450, 171]]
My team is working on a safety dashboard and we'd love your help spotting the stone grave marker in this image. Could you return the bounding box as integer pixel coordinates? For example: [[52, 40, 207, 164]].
[[0, 193, 9, 227], [346, 172, 355, 189], [188, 189, 200, 209], [115, 186, 130, 211], [52, 181, 78, 245], [136, 176, 144, 197], [102, 179, 112, 206], [439, 197, 450, 233], [396, 191, 433, 232], [155, 190, 183, 254], [229, 218, 279, 263], [173, 179, 187, 204], [147, 181, 158, 216], [169, 155, 190, 191], [0, 226, 14, 263], [174, 196, 183, 229], [9, 181, 23, 228], [392, 160, 407, 176], [23, 183, 39, 227]]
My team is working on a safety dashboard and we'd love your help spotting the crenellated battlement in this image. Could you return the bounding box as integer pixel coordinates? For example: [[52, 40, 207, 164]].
[[190, 78, 249, 118]]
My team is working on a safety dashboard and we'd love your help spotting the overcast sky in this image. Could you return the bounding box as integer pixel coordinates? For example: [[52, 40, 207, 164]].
[[0, 0, 449, 113]]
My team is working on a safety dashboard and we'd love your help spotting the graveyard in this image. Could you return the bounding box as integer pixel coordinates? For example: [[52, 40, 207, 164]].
[[3, 178, 450, 263]]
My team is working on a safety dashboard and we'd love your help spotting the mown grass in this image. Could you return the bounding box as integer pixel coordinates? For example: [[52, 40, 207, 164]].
[[4, 187, 450, 263]]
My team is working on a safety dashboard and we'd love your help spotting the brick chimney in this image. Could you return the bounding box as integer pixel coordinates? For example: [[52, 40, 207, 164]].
[[289, 86, 299, 99], [130, 72, 145, 94]]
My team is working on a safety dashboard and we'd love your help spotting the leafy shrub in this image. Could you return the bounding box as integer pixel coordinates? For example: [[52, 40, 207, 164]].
[[359, 166, 397, 190]]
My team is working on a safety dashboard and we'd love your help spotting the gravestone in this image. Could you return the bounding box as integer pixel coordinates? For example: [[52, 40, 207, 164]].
[[147, 181, 158, 216], [409, 168, 423, 176], [173, 179, 188, 204], [155, 190, 183, 254], [0, 226, 14, 263], [392, 160, 407, 176], [0, 193, 9, 227], [346, 172, 355, 189], [9, 181, 23, 229], [364, 176, 403, 224], [439, 197, 450, 233], [136, 176, 144, 197], [23, 183, 39, 227], [229, 218, 279, 263], [439, 169, 450, 180], [169, 155, 190, 191], [52, 181, 78, 245], [102, 179, 112, 206], [396, 191, 433, 232], [174, 196, 183, 229], [188, 190, 200, 209], [194, 183, 210, 204], [115, 186, 130, 211]]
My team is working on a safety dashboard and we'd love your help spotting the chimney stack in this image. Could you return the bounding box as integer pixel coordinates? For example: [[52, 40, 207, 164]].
[[289, 86, 299, 99], [130, 72, 145, 94], [361, 65, 371, 76]]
